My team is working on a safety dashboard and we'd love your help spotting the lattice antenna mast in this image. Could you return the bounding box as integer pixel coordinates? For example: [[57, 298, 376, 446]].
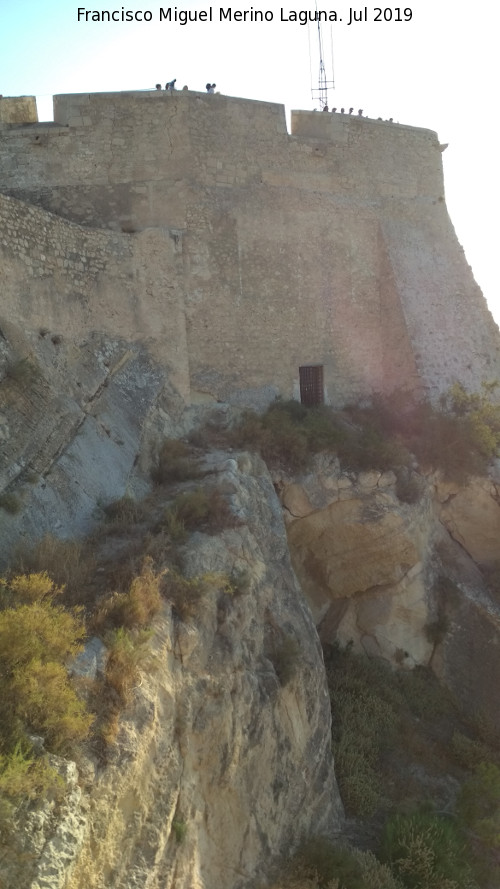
[[310, 10, 335, 110]]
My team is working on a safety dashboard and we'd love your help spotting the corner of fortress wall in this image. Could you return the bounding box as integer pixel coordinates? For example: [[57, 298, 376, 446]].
[[1, 89, 499, 405], [0, 95, 38, 124]]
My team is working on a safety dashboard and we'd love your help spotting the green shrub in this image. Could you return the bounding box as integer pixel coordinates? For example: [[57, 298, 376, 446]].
[[95, 558, 164, 631], [104, 626, 152, 704], [0, 574, 84, 662], [151, 439, 201, 484], [379, 810, 474, 889], [0, 492, 21, 514], [172, 819, 187, 843], [9, 658, 93, 752], [0, 742, 63, 801], [403, 382, 500, 482], [0, 573, 92, 759], [261, 843, 405, 889], [295, 839, 367, 889], [326, 646, 400, 815], [169, 487, 211, 526], [450, 731, 495, 771], [102, 495, 148, 527], [165, 570, 230, 621], [347, 384, 500, 483], [229, 399, 413, 475], [351, 849, 404, 889], [337, 424, 410, 474], [229, 402, 346, 472], [163, 486, 238, 538], [411, 410, 488, 483], [163, 508, 188, 543], [396, 664, 456, 722], [457, 762, 500, 850], [165, 570, 207, 621], [12, 535, 96, 605]]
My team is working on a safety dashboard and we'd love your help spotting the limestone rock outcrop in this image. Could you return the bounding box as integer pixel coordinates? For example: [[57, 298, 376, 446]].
[[280, 457, 434, 667], [6, 452, 341, 889], [434, 476, 500, 565], [277, 455, 500, 730]]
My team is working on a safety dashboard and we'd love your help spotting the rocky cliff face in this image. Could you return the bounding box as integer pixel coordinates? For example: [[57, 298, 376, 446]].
[[2, 319, 500, 887], [61, 470, 340, 889], [2, 448, 342, 889], [277, 456, 500, 728]]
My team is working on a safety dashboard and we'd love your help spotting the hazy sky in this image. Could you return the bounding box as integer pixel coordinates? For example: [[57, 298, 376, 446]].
[[1, 0, 499, 323]]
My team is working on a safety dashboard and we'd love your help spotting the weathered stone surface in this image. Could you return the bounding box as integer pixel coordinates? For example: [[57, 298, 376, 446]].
[[1, 90, 500, 408], [281, 464, 435, 665], [69, 637, 108, 681], [288, 496, 419, 602], [21, 453, 341, 889], [0, 95, 37, 124], [431, 527, 500, 727], [436, 477, 500, 565]]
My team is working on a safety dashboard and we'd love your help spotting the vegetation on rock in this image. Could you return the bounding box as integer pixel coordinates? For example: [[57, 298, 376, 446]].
[[0, 573, 92, 811], [224, 383, 500, 484]]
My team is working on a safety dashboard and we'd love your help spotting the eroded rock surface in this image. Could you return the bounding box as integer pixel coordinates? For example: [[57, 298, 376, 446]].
[[434, 476, 500, 565], [280, 457, 434, 666], [10, 452, 341, 889]]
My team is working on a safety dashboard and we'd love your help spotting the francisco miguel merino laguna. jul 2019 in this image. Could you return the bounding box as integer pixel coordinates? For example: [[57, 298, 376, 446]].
[[76, 7, 413, 24]]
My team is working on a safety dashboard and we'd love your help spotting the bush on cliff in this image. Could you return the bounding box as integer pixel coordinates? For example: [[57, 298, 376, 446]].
[[162, 486, 240, 540], [352, 383, 500, 482], [229, 384, 500, 484], [92, 557, 164, 631], [379, 810, 475, 889], [0, 573, 92, 806], [271, 839, 404, 889], [151, 438, 202, 484]]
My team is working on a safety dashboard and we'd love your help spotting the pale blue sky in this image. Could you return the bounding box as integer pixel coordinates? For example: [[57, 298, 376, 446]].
[[1, 1, 499, 322]]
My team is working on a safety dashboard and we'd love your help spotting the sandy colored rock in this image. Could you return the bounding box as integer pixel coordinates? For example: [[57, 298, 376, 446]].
[[437, 477, 500, 564], [14, 453, 341, 889], [281, 483, 315, 518], [287, 497, 420, 604]]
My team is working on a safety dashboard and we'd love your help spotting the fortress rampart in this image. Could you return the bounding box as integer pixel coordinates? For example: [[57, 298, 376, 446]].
[[1, 89, 499, 405]]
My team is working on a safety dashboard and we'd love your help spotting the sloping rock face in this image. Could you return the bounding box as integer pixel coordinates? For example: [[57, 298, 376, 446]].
[[279, 456, 500, 730], [429, 523, 500, 728], [434, 476, 500, 566], [8, 452, 341, 889], [0, 320, 192, 564], [280, 457, 435, 667]]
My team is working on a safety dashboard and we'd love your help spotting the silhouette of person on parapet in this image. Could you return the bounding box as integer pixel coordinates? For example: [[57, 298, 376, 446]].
[[206, 83, 216, 93], [166, 79, 177, 90]]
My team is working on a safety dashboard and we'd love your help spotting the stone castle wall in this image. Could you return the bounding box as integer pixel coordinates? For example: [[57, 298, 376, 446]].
[[0, 89, 499, 405], [0, 193, 189, 397]]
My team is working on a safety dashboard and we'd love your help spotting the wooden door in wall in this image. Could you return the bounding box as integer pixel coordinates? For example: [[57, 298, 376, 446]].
[[299, 365, 324, 406]]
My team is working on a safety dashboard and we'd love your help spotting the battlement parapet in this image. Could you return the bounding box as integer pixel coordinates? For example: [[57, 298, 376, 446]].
[[0, 95, 38, 125], [52, 89, 288, 130], [291, 108, 438, 141]]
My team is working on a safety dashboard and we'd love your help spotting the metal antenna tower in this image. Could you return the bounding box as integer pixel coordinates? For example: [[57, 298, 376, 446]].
[[310, 9, 335, 110]]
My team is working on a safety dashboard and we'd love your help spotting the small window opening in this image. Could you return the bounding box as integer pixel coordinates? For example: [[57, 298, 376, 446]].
[[299, 365, 324, 406]]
